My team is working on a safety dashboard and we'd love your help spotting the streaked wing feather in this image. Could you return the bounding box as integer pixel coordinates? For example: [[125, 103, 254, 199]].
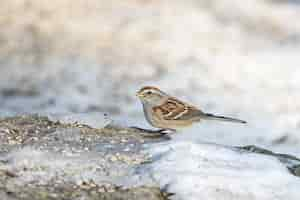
[[153, 98, 203, 121], [174, 108, 203, 121]]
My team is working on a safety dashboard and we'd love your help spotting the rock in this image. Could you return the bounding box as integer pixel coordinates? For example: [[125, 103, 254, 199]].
[[0, 114, 170, 200], [0, 114, 300, 200]]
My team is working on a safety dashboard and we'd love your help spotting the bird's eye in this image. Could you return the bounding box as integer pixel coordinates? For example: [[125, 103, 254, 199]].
[[146, 91, 152, 95]]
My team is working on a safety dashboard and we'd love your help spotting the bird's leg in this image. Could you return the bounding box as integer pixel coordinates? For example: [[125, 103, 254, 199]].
[[129, 126, 174, 139], [130, 126, 172, 134], [129, 126, 164, 133]]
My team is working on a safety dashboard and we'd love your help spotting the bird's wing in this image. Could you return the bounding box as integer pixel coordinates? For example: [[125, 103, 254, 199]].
[[153, 97, 203, 121]]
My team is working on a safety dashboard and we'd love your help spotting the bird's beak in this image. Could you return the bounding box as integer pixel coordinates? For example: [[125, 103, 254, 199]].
[[136, 92, 143, 98]]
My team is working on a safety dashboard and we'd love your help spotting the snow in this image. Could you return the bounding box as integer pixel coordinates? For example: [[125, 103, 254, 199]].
[[143, 140, 300, 200], [2, 146, 139, 187]]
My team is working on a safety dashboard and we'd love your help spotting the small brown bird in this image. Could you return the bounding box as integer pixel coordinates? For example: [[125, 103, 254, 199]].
[[136, 86, 246, 132]]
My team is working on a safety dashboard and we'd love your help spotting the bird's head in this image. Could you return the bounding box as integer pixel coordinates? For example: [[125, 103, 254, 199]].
[[137, 86, 168, 105]]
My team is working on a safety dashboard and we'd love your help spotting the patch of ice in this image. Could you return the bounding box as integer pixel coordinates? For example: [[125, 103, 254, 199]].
[[143, 141, 300, 200], [1, 147, 137, 186]]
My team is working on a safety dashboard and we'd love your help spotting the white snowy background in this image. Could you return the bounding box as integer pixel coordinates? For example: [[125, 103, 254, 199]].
[[1, 0, 300, 199]]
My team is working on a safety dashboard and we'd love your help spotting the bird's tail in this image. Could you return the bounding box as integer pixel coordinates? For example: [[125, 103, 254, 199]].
[[202, 113, 247, 124]]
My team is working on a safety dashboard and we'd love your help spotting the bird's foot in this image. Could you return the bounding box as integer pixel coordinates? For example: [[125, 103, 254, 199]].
[[129, 126, 175, 137], [129, 126, 167, 134]]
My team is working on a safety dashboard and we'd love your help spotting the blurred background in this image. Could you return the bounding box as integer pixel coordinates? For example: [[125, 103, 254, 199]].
[[1, 0, 300, 154]]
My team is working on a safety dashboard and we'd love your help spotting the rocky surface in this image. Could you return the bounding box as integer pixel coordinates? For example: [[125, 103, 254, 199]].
[[0, 115, 171, 200], [0, 114, 299, 200]]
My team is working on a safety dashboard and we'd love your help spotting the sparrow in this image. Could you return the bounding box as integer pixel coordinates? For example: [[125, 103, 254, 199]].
[[136, 86, 246, 132]]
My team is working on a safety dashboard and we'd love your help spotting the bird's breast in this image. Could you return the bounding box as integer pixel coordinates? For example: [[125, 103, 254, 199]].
[[142, 104, 156, 126]]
